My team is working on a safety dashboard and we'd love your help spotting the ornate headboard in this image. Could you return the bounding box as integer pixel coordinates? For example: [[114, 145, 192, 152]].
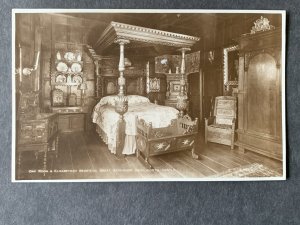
[[98, 57, 146, 97], [101, 75, 146, 97]]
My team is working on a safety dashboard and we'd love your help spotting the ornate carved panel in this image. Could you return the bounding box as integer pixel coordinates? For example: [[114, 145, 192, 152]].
[[17, 92, 40, 120], [150, 139, 172, 153], [247, 53, 278, 135], [149, 78, 160, 92], [185, 51, 200, 74], [52, 89, 64, 107]]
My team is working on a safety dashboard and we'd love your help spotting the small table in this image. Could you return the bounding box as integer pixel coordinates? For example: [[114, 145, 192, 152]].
[[17, 113, 59, 179]]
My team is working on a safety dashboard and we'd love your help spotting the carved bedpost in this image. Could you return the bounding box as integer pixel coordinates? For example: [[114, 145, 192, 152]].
[[176, 47, 190, 117], [94, 60, 100, 98], [114, 38, 130, 157]]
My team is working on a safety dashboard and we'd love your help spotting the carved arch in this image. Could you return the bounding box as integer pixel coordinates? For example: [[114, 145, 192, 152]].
[[244, 48, 281, 71]]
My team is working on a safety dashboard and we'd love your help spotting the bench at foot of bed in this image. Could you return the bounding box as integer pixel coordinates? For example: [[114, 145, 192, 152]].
[[136, 115, 199, 169]]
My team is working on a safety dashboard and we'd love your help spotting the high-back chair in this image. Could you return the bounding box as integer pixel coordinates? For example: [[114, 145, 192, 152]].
[[205, 96, 237, 149]]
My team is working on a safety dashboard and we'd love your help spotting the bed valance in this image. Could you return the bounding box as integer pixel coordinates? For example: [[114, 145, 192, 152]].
[[94, 21, 200, 53]]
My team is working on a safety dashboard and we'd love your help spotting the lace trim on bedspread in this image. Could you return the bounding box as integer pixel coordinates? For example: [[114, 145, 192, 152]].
[[96, 125, 117, 154]]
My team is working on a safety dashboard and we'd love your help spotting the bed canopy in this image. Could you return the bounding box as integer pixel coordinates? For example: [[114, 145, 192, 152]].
[[92, 21, 200, 156]]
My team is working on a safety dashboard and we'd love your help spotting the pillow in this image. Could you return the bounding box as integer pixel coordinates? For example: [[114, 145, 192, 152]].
[[98, 95, 117, 106], [98, 95, 150, 107], [127, 95, 150, 105]]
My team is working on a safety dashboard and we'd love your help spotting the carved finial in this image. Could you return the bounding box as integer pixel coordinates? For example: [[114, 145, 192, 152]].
[[250, 16, 275, 34]]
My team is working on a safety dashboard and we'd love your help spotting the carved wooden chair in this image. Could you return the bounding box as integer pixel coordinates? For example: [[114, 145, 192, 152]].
[[205, 96, 237, 149]]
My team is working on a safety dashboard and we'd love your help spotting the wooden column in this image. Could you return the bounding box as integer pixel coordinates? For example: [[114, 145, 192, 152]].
[[94, 59, 101, 98], [177, 47, 190, 117], [114, 39, 130, 157]]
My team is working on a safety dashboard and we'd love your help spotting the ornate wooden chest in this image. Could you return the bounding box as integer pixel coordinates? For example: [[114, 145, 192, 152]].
[[17, 113, 59, 179], [136, 115, 199, 168], [18, 113, 58, 146]]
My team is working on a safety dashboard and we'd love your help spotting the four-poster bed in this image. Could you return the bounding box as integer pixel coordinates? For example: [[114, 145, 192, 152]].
[[91, 22, 200, 158]]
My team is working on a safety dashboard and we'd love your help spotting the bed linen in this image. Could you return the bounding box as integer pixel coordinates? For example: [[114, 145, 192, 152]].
[[92, 95, 178, 154]]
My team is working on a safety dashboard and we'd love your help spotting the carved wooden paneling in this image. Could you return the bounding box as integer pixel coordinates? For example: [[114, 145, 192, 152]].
[[54, 24, 68, 42], [246, 53, 277, 136], [17, 92, 40, 120], [155, 55, 181, 74], [103, 77, 118, 96], [83, 62, 95, 80], [185, 51, 200, 74]]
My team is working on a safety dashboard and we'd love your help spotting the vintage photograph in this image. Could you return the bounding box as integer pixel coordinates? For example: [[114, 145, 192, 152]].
[[12, 10, 286, 181]]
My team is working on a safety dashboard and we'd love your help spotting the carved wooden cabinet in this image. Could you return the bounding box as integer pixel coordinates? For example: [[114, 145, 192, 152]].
[[155, 52, 200, 108], [17, 113, 59, 178], [236, 29, 282, 160], [165, 74, 186, 108], [49, 49, 96, 133], [18, 113, 58, 145]]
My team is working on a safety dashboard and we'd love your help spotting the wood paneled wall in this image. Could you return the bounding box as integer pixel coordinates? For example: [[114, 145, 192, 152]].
[[15, 14, 42, 115], [38, 14, 103, 112], [15, 14, 40, 93], [198, 13, 282, 122]]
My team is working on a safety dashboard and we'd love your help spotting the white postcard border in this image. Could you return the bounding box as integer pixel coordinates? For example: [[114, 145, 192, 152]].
[[11, 9, 287, 182]]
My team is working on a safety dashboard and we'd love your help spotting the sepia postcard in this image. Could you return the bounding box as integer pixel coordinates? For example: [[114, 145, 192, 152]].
[[12, 9, 286, 182]]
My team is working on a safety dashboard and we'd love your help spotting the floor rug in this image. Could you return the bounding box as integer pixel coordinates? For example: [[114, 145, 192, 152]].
[[214, 163, 282, 178]]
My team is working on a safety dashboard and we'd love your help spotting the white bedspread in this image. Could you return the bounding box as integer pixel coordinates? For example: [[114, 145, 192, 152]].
[[92, 102, 178, 154]]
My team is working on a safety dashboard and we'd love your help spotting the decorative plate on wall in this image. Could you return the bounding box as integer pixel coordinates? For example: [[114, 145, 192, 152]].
[[72, 74, 83, 84], [55, 73, 66, 83], [56, 62, 68, 72], [71, 62, 82, 73], [64, 52, 75, 61]]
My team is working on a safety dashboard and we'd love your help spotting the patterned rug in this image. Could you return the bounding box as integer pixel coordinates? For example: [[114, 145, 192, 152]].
[[214, 163, 282, 178]]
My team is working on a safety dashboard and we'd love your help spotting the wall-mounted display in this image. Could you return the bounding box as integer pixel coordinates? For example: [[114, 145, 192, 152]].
[[73, 74, 83, 84], [56, 62, 68, 72], [64, 52, 76, 61], [55, 73, 66, 83], [51, 50, 85, 108], [71, 62, 82, 73]]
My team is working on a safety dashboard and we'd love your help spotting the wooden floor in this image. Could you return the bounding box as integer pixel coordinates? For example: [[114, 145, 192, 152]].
[[18, 131, 283, 180]]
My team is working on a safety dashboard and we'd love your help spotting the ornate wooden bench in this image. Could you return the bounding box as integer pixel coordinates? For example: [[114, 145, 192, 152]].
[[136, 115, 199, 169]]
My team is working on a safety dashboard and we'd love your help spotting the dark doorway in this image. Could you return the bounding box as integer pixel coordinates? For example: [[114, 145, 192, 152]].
[[188, 72, 202, 127]]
